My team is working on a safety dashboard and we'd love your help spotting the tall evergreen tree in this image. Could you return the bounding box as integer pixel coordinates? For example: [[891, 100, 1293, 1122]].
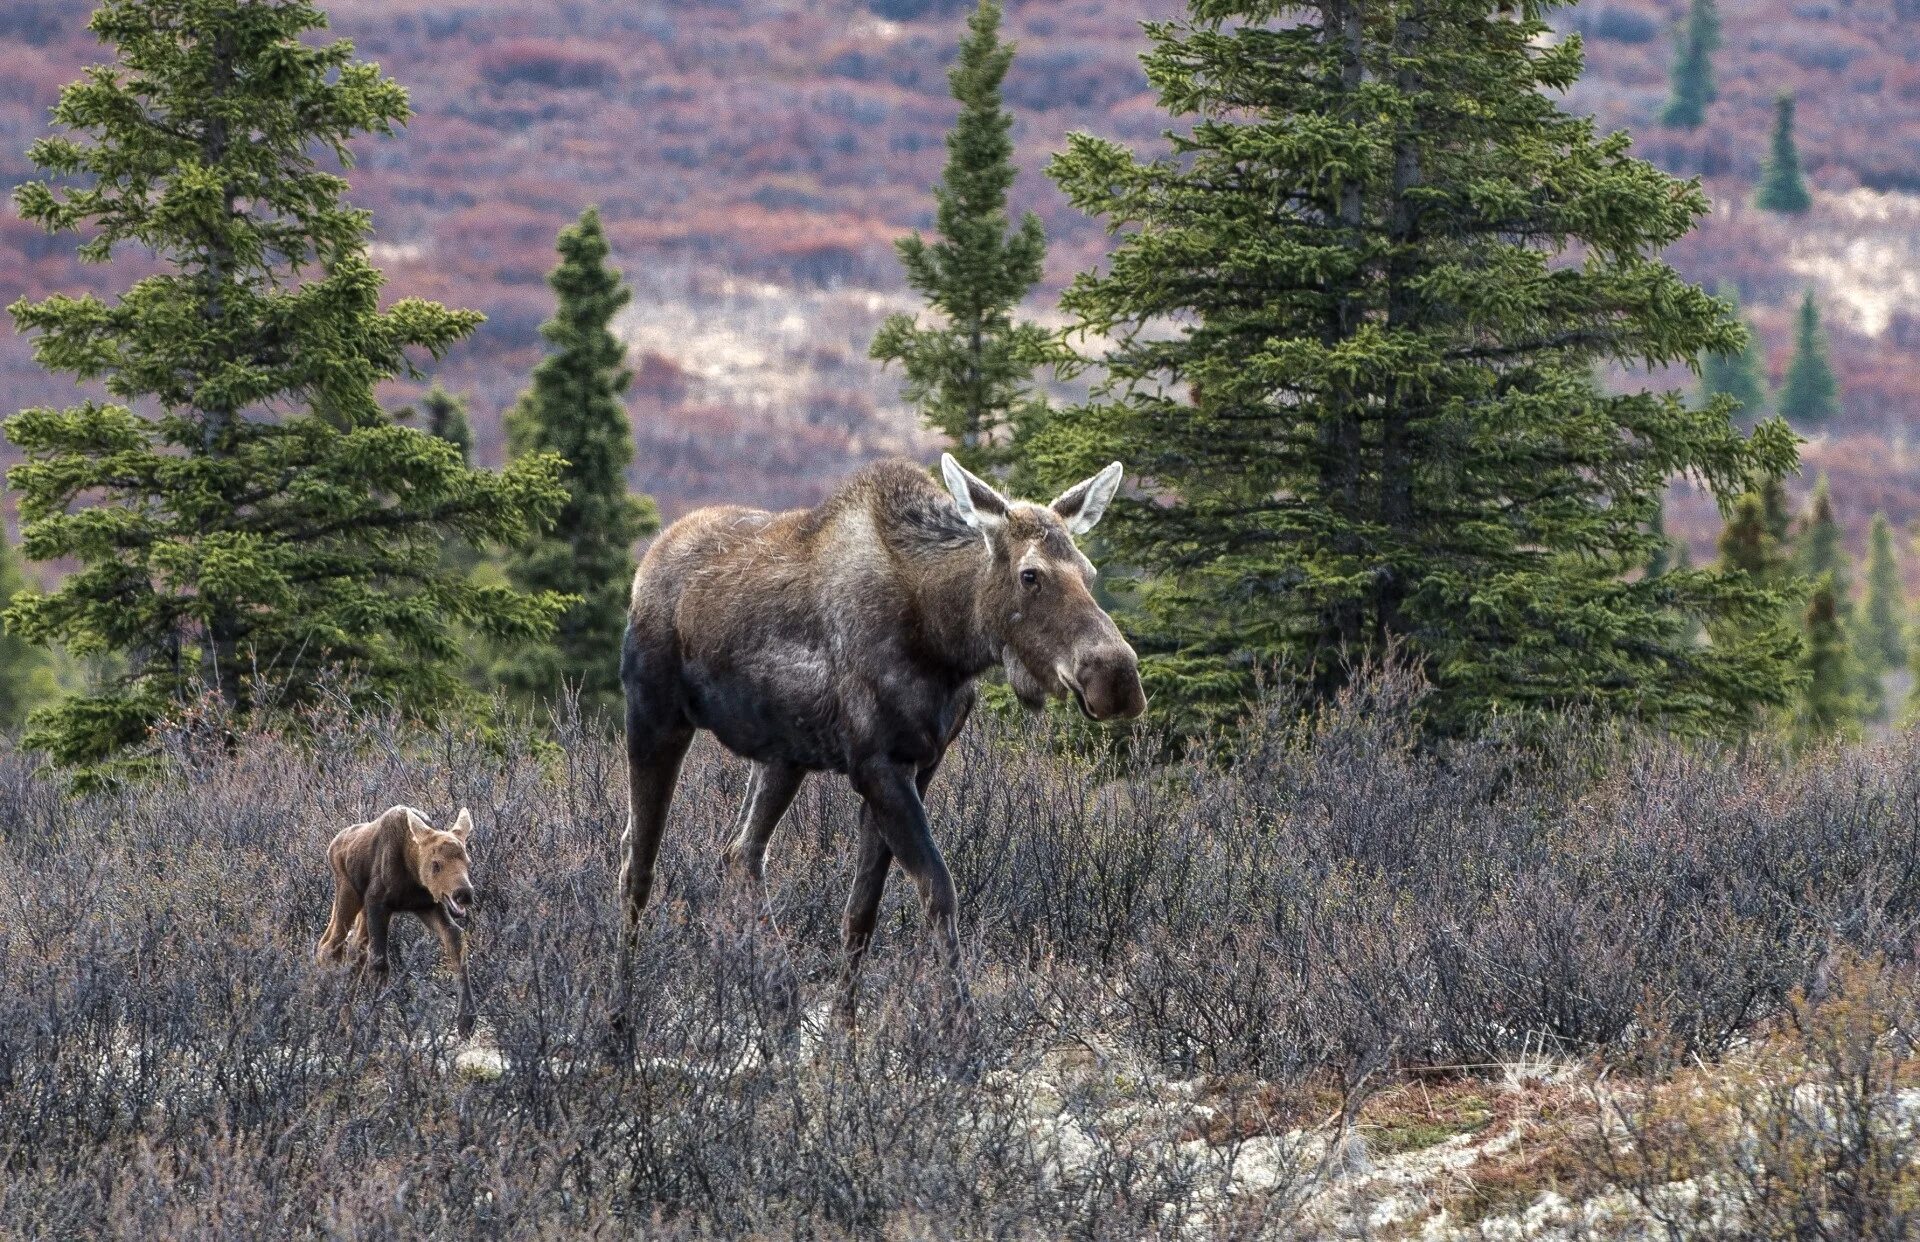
[[1861, 511, 1907, 672], [5, 0, 568, 781], [870, 0, 1061, 481], [1795, 576, 1859, 744], [1660, 0, 1720, 129], [1698, 282, 1768, 420], [0, 527, 57, 733], [1037, 0, 1800, 736], [1755, 94, 1813, 214], [1795, 475, 1851, 602], [1796, 474, 1880, 720], [499, 207, 658, 715], [1778, 291, 1839, 425]]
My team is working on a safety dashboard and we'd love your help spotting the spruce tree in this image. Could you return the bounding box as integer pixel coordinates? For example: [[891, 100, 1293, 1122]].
[[1861, 511, 1907, 671], [870, 0, 1061, 480], [406, 383, 475, 464], [1778, 291, 1839, 425], [1646, 495, 1677, 578], [1756, 94, 1813, 214], [1795, 475, 1851, 602], [1660, 0, 1720, 129], [499, 207, 658, 716], [397, 384, 484, 575], [1717, 491, 1791, 590], [1795, 577, 1859, 744], [0, 527, 57, 733], [6, 0, 569, 781], [1037, 0, 1800, 736], [1698, 282, 1768, 420], [1796, 475, 1880, 720]]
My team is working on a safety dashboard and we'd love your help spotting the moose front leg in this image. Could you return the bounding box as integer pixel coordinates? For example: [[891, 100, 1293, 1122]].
[[721, 760, 806, 926], [422, 905, 475, 1039], [848, 757, 971, 1019]]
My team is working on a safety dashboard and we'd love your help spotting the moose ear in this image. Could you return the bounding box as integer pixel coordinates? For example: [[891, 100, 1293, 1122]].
[[404, 808, 434, 845], [451, 807, 474, 843], [1051, 462, 1124, 535], [940, 453, 1009, 532]]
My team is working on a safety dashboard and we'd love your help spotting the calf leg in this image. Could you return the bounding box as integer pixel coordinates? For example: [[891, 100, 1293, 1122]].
[[422, 906, 475, 1039], [363, 903, 395, 977], [720, 760, 806, 923], [848, 756, 970, 1017], [315, 881, 362, 966]]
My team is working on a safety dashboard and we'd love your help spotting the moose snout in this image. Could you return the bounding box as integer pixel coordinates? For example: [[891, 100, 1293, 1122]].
[[1070, 644, 1147, 721]]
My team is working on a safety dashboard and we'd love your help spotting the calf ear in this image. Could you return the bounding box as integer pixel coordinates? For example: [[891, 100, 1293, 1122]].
[[404, 809, 434, 846], [451, 807, 474, 843], [941, 453, 1009, 532], [1051, 462, 1124, 535]]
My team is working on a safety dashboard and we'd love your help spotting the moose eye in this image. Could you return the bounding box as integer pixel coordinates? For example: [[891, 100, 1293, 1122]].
[[432, 861, 442, 874], [1019, 568, 1039, 587]]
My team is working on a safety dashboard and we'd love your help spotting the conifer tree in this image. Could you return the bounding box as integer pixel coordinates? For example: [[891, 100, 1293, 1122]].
[[5, 0, 569, 780], [1698, 282, 1768, 420], [1037, 0, 1800, 736], [1796, 475, 1851, 602], [1718, 491, 1792, 590], [397, 385, 484, 575], [499, 207, 658, 715], [1861, 511, 1907, 671], [1779, 292, 1839, 425], [1660, 0, 1720, 129], [0, 527, 56, 733], [1646, 495, 1677, 578], [1796, 475, 1880, 720], [408, 383, 474, 464], [870, 0, 1061, 480], [1756, 94, 1813, 214], [1795, 577, 1859, 744]]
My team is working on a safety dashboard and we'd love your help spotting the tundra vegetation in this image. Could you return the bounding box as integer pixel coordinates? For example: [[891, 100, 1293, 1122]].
[[4, 673, 1920, 1236]]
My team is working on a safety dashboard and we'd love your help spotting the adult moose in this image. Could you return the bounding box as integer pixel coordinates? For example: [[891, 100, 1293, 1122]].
[[618, 454, 1146, 1021]]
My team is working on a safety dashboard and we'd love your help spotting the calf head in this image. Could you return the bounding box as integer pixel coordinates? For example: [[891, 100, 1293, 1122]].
[[941, 453, 1147, 721], [407, 807, 477, 925]]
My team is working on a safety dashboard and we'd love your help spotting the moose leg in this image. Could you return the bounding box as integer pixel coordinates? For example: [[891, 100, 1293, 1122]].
[[422, 905, 475, 1039], [315, 881, 362, 966], [834, 808, 893, 1024], [835, 753, 950, 1023], [363, 903, 395, 978], [849, 758, 970, 1016], [619, 724, 694, 935], [721, 761, 806, 924]]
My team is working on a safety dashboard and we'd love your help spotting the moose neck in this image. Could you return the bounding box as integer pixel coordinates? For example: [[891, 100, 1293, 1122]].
[[911, 535, 1005, 681]]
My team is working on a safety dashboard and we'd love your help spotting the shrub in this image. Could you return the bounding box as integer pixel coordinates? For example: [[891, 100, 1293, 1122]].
[[4, 670, 1920, 1234]]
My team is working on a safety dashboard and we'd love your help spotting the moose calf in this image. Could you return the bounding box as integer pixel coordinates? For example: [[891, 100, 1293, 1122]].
[[317, 805, 478, 1038]]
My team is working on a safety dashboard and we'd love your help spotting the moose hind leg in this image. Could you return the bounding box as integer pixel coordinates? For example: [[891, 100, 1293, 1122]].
[[619, 716, 694, 935]]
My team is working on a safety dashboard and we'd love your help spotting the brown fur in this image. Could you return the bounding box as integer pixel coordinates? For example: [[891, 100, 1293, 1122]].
[[316, 805, 478, 1038], [617, 456, 1144, 1022]]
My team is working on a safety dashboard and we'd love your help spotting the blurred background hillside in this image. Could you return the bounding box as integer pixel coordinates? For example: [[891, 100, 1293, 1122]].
[[1, 0, 1915, 549]]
